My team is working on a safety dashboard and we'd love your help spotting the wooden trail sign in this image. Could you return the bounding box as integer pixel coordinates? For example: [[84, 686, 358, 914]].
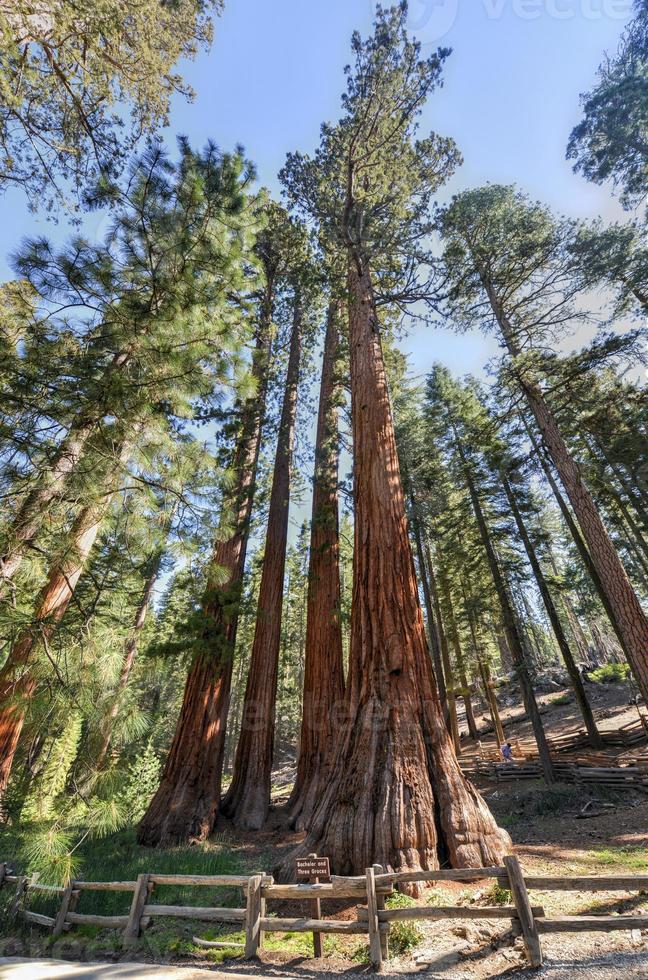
[[296, 856, 330, 880], [296, 854, 330, 957]]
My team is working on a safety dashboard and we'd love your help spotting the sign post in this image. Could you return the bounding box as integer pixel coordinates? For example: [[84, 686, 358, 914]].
[[296, 853, 330, 957]]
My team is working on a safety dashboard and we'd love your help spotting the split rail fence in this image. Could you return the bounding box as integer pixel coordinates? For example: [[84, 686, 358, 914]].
[[2, 857, 648, 971], [462, 756, 648, 790]]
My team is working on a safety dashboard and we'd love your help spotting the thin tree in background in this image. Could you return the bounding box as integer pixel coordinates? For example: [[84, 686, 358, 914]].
[[439, 185, 648, 703]]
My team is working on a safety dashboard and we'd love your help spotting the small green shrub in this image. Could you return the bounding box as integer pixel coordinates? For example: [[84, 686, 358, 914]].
[[589, 663, 631, 684], [549, 693, 572, 706], [482, 881, 512, 906], [385, 892, 424, 955]]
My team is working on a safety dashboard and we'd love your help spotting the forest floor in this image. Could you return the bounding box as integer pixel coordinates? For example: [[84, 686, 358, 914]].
[[2, 678, 648, 978]]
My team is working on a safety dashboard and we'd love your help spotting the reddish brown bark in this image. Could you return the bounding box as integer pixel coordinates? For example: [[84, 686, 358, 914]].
[[484, 289, 648, 702], [222, 295, 303, 831], [0, 464, 121, 796], [286, 258, 510, 877], [287, 301, 345, 831], [137, 318, 272, 847]]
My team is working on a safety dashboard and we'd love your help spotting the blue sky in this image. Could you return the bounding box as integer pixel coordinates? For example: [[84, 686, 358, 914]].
[[0, 0, 634, 380]]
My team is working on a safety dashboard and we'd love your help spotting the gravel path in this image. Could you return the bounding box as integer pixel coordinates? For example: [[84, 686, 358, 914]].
[[503, 951, 648, 978]]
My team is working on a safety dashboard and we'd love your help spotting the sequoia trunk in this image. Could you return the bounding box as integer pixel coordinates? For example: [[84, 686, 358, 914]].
[[287, 302, 345, 830], [137, 315, 272, 847], [222, 295, 302, 830], [286, 257, 510, 877]]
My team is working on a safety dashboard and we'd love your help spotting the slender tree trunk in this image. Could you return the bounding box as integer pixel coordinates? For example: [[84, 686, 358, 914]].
[[0, 421, 95, 589], [441, 575, 478, 739], [426, 546, 460, 753], [286, 257, 510, 877], [502, 473, 603, 747], [497, 631, 513, 673], [0, 445, 126, 796], [525, 418, 632, 659], [487, 291, 648, 702], [409, 494, 449, 713], [222, 295, 302, 831], [461, 582, 506, 747], [0, 350, 131, 590], [137, 313, 273, 847], [478, 659, 506, 748], [95, 545, 167, 768], [456, 439, 555, 782], [287, 302, 345, 831]]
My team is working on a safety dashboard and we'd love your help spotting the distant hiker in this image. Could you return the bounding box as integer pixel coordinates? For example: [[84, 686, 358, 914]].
[[501, 742, 513, 763]]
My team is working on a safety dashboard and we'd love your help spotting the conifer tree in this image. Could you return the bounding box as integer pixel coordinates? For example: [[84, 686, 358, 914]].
[[0, 1, 221, 210], [281, 4, 509, 874], [439, 185, 648, 703]]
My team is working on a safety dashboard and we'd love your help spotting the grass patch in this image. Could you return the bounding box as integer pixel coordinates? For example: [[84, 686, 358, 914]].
[[549, 693, 573, 706], [583, 847, 648, 872], [0, 827, 250, 918]]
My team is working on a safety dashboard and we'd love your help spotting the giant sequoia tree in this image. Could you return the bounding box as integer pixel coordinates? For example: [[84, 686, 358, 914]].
[[137, 203, 300, 846], [281, 4, 509, 874], [223, 224, 316, 830], [287, 299, 346, 830]]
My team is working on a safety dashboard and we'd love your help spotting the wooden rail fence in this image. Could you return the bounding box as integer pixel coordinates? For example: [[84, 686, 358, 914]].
[[462, 756, 648, 790], [2, 858, 648, 971]]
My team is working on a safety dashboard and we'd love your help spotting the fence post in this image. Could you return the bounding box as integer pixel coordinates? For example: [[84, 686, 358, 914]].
[[308, 853, 323, 957], [52, 880, 76, 938], [365, 866, 383, 972], [373, 863, 388, 960], [245, 874, 264, 959], [9, 876, 28, 922], [123, 872, 151, 947], [504, 855, 542, 968]]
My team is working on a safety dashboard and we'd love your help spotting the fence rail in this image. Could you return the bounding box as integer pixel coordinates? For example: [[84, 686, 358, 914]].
[[2, 858, 648, 971], [461, 757, 648, 790]]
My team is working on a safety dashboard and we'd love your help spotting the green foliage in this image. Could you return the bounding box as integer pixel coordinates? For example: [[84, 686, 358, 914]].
[[118, 741, 162, 822], [549, 693, 573, 706], [281, 2, 459, 298], [567, 2, 648, 208], [481, 882, 512, 907], [21, 713, 82, 822], [0, 0, 222, 210], [589, 663, 631, 684], [385, 892, 424, 955]]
